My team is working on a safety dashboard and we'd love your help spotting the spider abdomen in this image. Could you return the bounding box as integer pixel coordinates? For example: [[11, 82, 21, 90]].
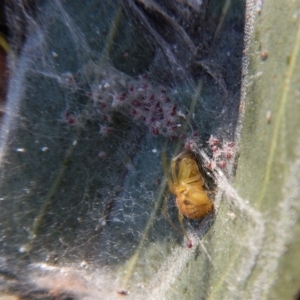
[[175, 184, 214, 219]]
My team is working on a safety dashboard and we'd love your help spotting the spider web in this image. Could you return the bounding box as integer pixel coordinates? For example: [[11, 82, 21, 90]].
[[0, 0, 286, 299]]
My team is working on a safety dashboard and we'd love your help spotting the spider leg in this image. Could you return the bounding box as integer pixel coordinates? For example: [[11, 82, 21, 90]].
[[171, 157, 178, 185], [162, 151, 176, 192], [161, 191, 181, 233], [178, 210, 191, 243], [180, 174, 203, 185], [161, 194, 191, 244]]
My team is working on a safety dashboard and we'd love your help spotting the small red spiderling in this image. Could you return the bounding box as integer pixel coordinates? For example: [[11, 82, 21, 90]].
[[206, 160, 217, 170], [99, 125, 114, 136], [150, 126, 159, 135], [149, 94, 155, 101], [63, 111, 70, 118], [63, 111, 78, 125], [116, 92, 126, 101], [99, 102, 107, 110], [222, 141, 235, 159], [170, 105, 177, 116], [141, 82, 148, 89], [101, 114, 111, 122], [131, 99, 141, 107], [129, 84, 135, 92], [187, 240, 193, 248], [160, 94, 170, 103], [117, 290, 129, 296], [206, 162, 212, 169], [66, 117, 77, 125], [130, 108, 137, 115], [155, 101, 161, 108], [211, 145, 218, 152], [226, 152, 232, 160], [218, 160, 227, 168], [85, 91, 92, 98], [207, 135, 220, 146], [184, 139, 197, 151]]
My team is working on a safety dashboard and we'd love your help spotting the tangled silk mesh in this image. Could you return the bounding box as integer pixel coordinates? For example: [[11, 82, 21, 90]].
[[1, 0, 297, 299]]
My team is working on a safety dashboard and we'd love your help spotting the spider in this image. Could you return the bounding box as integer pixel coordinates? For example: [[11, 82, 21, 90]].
[[162, 151, 214, 242]]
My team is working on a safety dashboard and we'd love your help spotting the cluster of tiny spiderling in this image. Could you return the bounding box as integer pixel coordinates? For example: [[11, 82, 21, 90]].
[[184, 134, 235, 170], [61, 70, 186, 138], [205, 135, 235, 169]]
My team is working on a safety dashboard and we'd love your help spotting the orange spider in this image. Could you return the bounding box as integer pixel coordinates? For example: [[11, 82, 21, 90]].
[[162, 151, 214, 239]]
